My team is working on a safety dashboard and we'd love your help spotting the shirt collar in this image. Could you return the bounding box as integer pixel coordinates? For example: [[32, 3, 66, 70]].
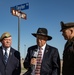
[[2, 46, 11, 51], [38, 43, 46, 50]]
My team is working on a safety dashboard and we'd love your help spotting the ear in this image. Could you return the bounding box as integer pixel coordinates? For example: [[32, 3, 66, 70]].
[[70, 28, 73, 34]]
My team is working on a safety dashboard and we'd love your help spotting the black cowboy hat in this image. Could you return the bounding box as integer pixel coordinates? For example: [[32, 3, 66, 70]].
[[32, 28, 52, 40]]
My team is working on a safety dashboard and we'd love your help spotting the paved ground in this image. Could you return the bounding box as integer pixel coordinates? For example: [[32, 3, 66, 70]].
[[21, 68, 27, 75]]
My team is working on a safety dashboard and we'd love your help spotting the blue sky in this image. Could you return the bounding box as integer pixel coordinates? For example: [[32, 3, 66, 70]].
[[0, 0, 74, 59]]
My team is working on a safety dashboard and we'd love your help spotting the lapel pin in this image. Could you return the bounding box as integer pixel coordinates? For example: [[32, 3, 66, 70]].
[[46, 50, 48, 53]]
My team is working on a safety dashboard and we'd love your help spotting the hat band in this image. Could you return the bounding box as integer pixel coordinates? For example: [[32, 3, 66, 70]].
[[4, 35, 11, 38], [37, 33, 47, 36], [1, 35, 11, 41]]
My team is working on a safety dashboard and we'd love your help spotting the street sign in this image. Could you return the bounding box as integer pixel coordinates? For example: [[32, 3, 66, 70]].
[[11, 3, 29, 11], [11, 9, 27, 19]]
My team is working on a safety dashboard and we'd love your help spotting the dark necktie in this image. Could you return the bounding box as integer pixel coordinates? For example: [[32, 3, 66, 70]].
[[35, 47, 42, 75], [4, 49, 8, 65]]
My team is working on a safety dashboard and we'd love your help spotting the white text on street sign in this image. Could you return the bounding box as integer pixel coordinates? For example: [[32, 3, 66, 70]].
[[11, 3, 29, 11], [11, 9, 27, 19]]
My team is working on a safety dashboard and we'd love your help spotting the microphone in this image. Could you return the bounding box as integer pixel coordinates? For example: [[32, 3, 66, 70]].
[[32, 49, 38, 58], [31, 49, 38, 74]]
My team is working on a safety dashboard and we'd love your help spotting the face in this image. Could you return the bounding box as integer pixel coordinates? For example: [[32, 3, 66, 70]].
[[62, 28, 72, 40], [36, 35, 48, 47], [1, 37, 12, 48]]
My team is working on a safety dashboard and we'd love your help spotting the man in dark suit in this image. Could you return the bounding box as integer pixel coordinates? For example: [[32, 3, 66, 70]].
[[23, 28, 60, 75], [0, 32, 21, 75]]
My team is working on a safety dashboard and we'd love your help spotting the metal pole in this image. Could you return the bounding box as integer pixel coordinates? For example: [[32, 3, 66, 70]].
[[24, 45, 26, 58], [18, 16, 20, 52]]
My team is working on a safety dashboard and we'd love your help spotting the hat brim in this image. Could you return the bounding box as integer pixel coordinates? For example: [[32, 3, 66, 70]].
[[32, 33, 52, 40], [60, 26, 73, 32]]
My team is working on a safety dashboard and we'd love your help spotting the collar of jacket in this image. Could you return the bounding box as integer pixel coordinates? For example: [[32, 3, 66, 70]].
[[68, 37, 74, 42], [65, 37, 74, 49]]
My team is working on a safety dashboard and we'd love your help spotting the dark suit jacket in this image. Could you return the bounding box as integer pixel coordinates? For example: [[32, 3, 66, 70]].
[[0, 46, 21, 75], [23, 44, 60, 75], [62, 38, 74, 75]]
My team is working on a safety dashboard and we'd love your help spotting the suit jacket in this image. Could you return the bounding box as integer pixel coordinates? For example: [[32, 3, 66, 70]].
[[23, 44, 60, 75], [0, 46, 21, 75]]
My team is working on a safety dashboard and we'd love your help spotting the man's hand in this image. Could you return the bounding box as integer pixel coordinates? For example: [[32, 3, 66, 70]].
[[31, 58, 36, 65]]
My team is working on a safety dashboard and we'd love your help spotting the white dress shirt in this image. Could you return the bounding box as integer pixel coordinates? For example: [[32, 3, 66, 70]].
[[2, 47, 10, 57]]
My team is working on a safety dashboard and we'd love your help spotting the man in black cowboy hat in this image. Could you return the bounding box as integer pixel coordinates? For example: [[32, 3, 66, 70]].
[[60, 21, 74, 75], [23, 28, 60, 75]]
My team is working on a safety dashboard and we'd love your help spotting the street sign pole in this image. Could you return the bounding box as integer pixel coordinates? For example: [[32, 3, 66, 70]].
[[18, 16, 20, 52], [11, 3, 29, 52]]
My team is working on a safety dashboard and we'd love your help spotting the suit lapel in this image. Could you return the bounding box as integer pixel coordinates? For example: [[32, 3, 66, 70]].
[[0, 46, 7, 65], [0, 47, 14, 66], [6, 48, 13, 65], [42, 45, 49, 61]]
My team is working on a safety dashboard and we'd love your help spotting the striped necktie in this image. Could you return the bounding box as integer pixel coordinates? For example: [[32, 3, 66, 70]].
[[4, 49, 8, 65], [35, 47, 42, 75]]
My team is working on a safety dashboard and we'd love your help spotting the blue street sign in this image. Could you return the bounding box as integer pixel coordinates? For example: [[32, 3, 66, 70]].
[[11, 3, 29, 11]]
